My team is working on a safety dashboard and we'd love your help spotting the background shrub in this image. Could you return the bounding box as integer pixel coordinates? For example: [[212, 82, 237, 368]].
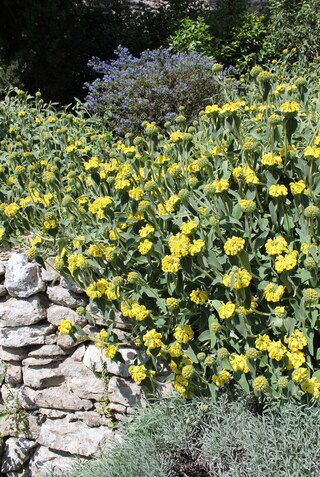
[[85, 47, 227, 135], [167, 17, 214, 56], [260, 0, 320, 63]]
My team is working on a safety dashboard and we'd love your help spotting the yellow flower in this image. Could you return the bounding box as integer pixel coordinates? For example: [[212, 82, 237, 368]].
[[304, 146, 320, 160], [261, 153, 282, 167], [128, 365, 147, 383], [190, 289, 208, 305], [212, 179, 229, 193], [104, 345, 117, 359], [139, 224, 155, 238], [275, 250, 298, 273], [263, 283, 285, 302], [222, 268, 251, 290], [280, 101, 300, 115], [168, 342, 183, 357], [166, 297, 179, 309], [268, 340, 287, 361], [129, 187, 144, 201], [269, 184, 288, 197], [230, 354, 250, 373], [143, 329, 164, 349], [174, 325, 194, 344], [58, 320, 73, 335], [218, 302, 236, 319], [224, 236, 245, 256], [189, 239, 205, 256], [290, 180, 306, 195], [138, 239, 153, 255], [169, 233, 190, 257], [240, 199, 256, 213], [286, 351, 306, 369], [265, 236, 288, 255], [180, 220, 197, 235], [88, 196, 113, 219], [285, 329, 307, 352], [68, 254, 86, 275], [292, 367, 308, 383], [212, 369, 231, 387], [161, 255, 180, 273], [255, 334, 271, 351], [4, 203, 19, 217]]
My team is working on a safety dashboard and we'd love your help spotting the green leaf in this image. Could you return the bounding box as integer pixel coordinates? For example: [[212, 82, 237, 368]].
[[234, 371, 250, 393], [198, 330, 211, 342]]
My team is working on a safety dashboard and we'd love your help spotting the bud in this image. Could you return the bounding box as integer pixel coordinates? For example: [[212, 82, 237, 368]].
[[217, 348, 229, 360], [204, 355, 215, 366], [138, 200, 151, 212], [197, 352, 206, 362], [304, 257, 317, 270], [252, 376, 269, 392], [210, 322, 221, 332], [182, 365, 195, 379], [178, 188, 189, 201], [250, 65, 263, 78], [176, 115, 186, 125], [212, 63, 223, 73], [245, 347, 259, 360], [127, 272, 140, 284], [304, 205, 320, 218], [27, 248, 37, 261], [62, 195, 73, 207], [113, 276, 124, 286], [75, 306, 85, 316], [166, 297, 179, 310], [277, 376, 289, 389], [303, 288, 318, 303]]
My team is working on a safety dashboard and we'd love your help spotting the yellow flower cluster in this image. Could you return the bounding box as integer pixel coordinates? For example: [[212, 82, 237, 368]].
[[224, 236, 245, 256]]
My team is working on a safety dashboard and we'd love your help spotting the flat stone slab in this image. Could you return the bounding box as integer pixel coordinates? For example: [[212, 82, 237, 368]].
[[30, 446, 81, 477], [47, 304, 87, 327], [59, 358, 105, 400], [108, 376, 146, 408], [21, 385, 93, 411], [47, 286, 86, 309], [0, 296, 46, 327], [0, 324, 55, 347], [38, 419, 114, 457]]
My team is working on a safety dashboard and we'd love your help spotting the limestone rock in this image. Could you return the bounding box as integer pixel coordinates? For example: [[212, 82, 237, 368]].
[[41, 257, 59, 283], [0, 346, 28, 362], [47, 286, 86, 309], [47, 304, 87, 327], [29, 447, 81, 477], [38, 419, 114, 457], [60, 277, 83, 294], [4, 362, 22, 384], [22, 357, 64, 366], [0, 324, 55, 347], [28, 345, 69, 358], [1, 438, 37, 472], [108, 376, 146, 408], [71, 343, 86, 361], [23, 364, 65, 389], [21, 385, 93, 411], [44, 334, 57, 345], [60, 358, 105, 400], [0, 260, 6, 276], [4, 254, 45, 298], [83, 343, 137, 377], [0, 296, 46, 327], [67, 411, 110, 427]]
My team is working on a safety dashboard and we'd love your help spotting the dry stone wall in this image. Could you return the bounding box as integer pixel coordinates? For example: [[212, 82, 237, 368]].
[[0, 252, 147, 477]]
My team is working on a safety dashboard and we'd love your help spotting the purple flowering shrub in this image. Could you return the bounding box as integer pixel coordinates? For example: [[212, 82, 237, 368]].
[[85, 47, 224, 136]]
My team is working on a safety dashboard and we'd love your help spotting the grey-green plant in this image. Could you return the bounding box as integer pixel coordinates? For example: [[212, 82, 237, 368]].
[[51, 396, 320, 477]]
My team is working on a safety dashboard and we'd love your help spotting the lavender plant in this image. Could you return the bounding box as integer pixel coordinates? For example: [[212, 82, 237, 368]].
[[85, 47, 226, 136]]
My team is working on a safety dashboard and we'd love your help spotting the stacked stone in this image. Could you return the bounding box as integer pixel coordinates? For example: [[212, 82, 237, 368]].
[[0, 253, 145, 477]]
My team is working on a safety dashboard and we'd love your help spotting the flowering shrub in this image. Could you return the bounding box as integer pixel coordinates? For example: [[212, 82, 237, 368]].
[[1, 55, 320, 402], [85, 47, 226, 135]]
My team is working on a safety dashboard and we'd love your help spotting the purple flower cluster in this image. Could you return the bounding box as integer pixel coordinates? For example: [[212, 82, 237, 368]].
[[85, 47, 224, 136]]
